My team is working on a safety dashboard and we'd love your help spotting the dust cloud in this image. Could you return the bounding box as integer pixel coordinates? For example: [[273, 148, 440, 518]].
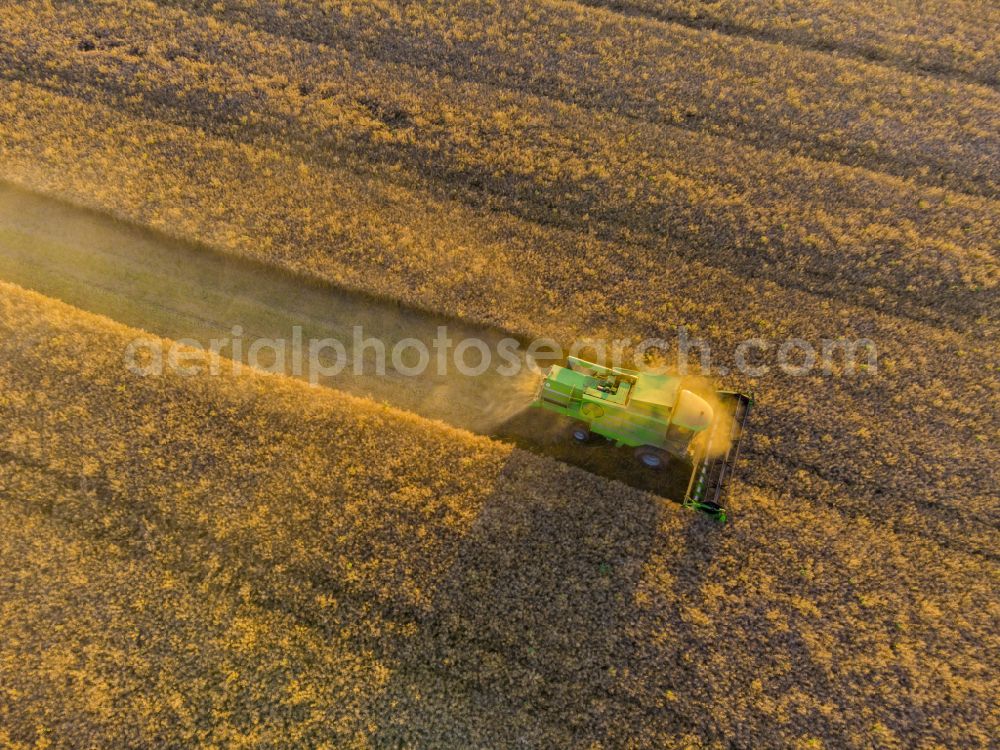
[[683, 376, 737, 459]]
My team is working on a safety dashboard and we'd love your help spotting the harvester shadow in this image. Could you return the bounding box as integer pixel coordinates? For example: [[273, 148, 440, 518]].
[[491, 407, 694, 503], [364, 448, 722, 746]]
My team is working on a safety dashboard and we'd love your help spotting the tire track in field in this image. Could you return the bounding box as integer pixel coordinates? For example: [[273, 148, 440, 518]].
[[562, 0, 999, 90], [147, 0, 1000, 201]]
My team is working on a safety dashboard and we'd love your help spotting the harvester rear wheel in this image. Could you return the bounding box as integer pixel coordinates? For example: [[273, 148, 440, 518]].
[[635, 446, 667, 469], [570, 422, 592, 443]]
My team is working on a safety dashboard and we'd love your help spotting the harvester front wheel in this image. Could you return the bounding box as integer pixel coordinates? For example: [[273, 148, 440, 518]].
[[570, 422, 592, 443], [635, 446, 667, 469]]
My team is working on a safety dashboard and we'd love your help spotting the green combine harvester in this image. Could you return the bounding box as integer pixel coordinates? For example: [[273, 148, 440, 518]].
[[533, 357, 752, 521]]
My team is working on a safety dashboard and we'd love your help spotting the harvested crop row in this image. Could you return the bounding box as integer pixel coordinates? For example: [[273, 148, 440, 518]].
[[2, 0, 997, 329], [578, 0, 1000, 87], [0, 282, 997, 748], [1, 80, 996, 552], [146, 0, 1000, 198]]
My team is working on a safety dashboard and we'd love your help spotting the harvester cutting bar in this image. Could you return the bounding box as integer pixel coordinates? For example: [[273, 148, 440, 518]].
[[685, 392, 753, 518]]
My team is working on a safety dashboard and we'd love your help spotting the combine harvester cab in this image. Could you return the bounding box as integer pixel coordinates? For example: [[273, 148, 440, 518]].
[[534, 356, 752, 521]]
